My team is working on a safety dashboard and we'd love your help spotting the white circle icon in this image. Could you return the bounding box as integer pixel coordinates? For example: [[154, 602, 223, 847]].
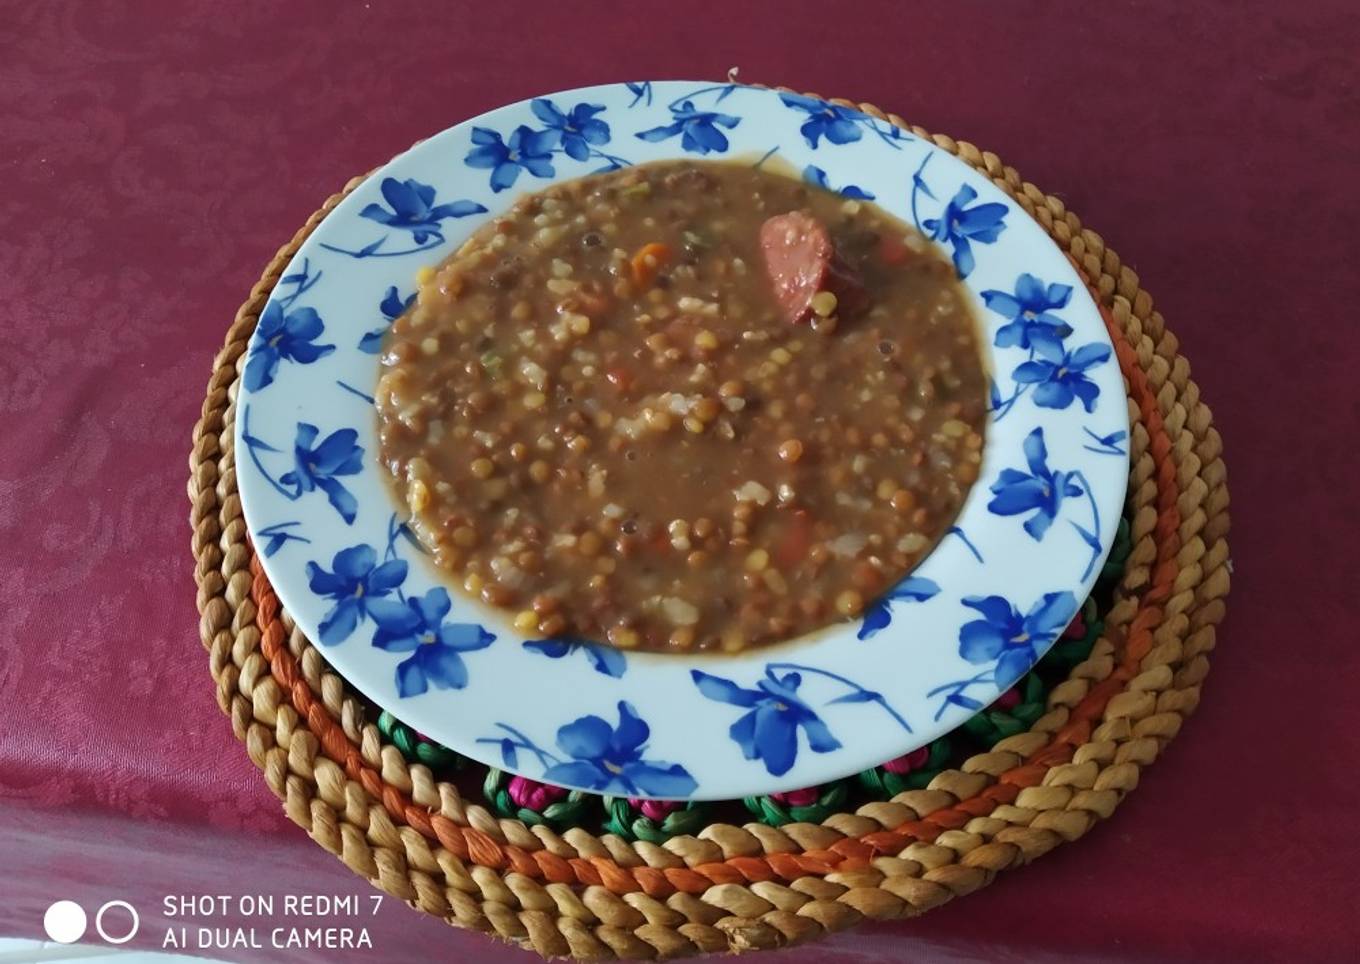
[[95, 900, 139, 945], [43, 901, 87, 943]]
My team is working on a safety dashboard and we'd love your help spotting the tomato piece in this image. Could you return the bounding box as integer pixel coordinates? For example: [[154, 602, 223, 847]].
[[775, 510, 813, 566], [878, 233, 912, 265], [606, 367, 635, 394]]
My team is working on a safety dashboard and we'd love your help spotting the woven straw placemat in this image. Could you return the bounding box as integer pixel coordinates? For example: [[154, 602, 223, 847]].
[[187, 86, 1229, 959]]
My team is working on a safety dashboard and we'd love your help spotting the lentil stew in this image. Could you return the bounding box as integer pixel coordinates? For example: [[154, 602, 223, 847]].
[[376, 160, 987, 653]]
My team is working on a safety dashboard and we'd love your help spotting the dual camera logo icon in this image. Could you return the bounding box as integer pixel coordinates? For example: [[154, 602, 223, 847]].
[[43, 900, 140, 945]]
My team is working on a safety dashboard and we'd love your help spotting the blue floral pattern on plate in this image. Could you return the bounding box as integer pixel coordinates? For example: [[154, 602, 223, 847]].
[[235, 82, 1129, 800], [374, 588, 495, 697], [359, 286, 414, 354], [279, 423, 363, 524], [1014, 341, 1112, 412], [245, 259, 333, 391], [983, 272, 1115, 424], [531, 98, 610, 161], [360, 178, 483, 242], [637, 99, 741, 155], [246, 302, 334, 392], [803, 164, 875, 200], [624, 82, 653, 108], [986, 273, 1074, 352], [523, 637, 627, 678], [479, 702, 696, 796], [857, 576, 940, 640], [987, 428, 1105, 579], [778, 93, 908, 149], [467, 98, 635, 182], [319, 177, 485, 258], [1084, 427, 1128, 456], [988, 428, 1084, 541], [465, 126, 559, 191], [692, 663, 912, 776], [240, 408, 362, 526], [928, 592, 1078, 718], [922, 183, 1009, 278], [256, 521, 309, 558], [305, 543, 410, 646]]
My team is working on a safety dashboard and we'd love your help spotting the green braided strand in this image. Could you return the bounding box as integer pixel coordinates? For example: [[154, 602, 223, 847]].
[[481, 768, 596, 830], [1041, 596, 1103, 673], [601, 798, 712, 842], [1100, 516, 1133, 582], [962, 672, 1048, 745], [743, 781, 849, 826], [857, 736, 954, 798], [376, 711, 461, 772]]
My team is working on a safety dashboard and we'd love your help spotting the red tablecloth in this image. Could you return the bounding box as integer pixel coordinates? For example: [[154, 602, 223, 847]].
[[3, 1, 1357, 960]]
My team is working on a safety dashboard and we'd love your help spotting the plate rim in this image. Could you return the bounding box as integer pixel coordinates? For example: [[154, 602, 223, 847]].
[[235, 80, 1129, 800]]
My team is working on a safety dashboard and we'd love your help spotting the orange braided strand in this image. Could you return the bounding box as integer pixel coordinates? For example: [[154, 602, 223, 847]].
[[245, 262, 1181, 899]]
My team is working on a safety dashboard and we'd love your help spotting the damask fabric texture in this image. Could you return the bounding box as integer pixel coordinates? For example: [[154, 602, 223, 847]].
[[1, 1, 1357, 961]]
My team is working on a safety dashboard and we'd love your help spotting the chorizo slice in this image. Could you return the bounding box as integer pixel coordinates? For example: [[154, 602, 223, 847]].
[[759, 210, 866, 325]]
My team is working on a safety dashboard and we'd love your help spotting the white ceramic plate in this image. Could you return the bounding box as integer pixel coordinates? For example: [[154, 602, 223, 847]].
[[236, 81, 1128, 800]]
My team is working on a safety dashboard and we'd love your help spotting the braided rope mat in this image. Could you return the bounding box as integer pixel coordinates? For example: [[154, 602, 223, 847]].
[[188, 87, 1230, 959]]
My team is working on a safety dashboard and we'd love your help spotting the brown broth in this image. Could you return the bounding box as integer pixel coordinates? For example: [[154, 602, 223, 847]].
[[375, 160, 987, 653]]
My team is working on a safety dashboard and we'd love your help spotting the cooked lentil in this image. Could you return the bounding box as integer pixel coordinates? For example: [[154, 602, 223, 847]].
[[376, 160, 986, 653]]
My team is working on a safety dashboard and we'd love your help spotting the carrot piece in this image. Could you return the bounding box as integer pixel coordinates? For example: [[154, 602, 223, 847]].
[[630, 242, 672, 288]]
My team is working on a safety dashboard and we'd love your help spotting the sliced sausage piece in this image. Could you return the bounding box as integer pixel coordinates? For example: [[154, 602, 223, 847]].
[[760, 210, 866, 325]]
